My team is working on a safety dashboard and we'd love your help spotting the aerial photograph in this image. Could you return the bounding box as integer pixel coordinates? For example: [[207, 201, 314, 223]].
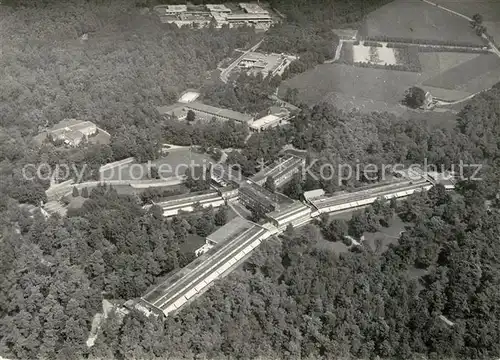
[[1, 0, 500, 358]]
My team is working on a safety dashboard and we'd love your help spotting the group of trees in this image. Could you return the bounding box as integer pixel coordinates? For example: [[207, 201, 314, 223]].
[[0, 183, 231, 358], [202, 71, 279, 114], [471, 13, 487, 36]]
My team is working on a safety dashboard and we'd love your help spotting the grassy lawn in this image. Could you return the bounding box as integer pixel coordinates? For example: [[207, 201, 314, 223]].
[[418, 51, 480, 78], [315, 213, 410, 255], [102, 149, 214, 181], [362, 0, 484, 45], [363, 215, 410, 253], [280, 62, 421, 112], [422, 53, 500, 91], [179, 233, 206, 254], [431, 0, 500, 22]]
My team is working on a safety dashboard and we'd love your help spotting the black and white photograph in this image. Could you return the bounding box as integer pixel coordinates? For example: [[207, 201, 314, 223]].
[[1, 0, 500, 358]]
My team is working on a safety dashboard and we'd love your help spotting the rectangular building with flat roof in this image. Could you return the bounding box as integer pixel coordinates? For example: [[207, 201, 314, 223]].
[[165, 4, 187, 14], [206, 4, 232, 13], [266, 201, 312, 230], [153, 190, 225, 217], [157, 102, 253, 124], [239, 3, 268, 14], [206, 216, 254, 246]]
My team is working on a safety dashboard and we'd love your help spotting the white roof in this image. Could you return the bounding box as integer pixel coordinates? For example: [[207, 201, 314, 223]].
[[178, 91, 200, 103], [166, 5, 187, 11], [206, 4, 231, 12], [303, 189, 325, 200], [250, 114, 280, 129]]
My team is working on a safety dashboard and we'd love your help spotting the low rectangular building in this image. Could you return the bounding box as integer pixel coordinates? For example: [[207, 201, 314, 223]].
[[154, 190, 225, 217], [239, 3, 268, 14], [266, 201, 312, 230], [206, 216, 253, 246], [156, 102, 253, 125], [303, 189, 325, 202], [206, 4, 232, 13], [250, 114, 282, 132], [165, 4, 187, 15], [226, 13, 272, 24]]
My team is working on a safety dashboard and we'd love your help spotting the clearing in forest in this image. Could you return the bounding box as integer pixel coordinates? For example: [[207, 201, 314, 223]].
[[423, 53, 500, 91], [362, 0, 484, 45], [280, 62, 422, 111]]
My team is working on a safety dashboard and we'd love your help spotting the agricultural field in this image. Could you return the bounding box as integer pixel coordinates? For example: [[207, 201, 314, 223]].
[[422, 53, 500, 92], [279, 62, 422, 112], [362, 0, 484, 45], [431, 0, 500, 22], [418, 51, 481, 77]]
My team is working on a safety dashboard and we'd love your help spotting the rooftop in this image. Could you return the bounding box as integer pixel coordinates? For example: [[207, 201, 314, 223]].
[[206, 4, 231, 12], [267, 201, 310, 222], [227, 13, 271, 20], [154, 190, 219, 207], [178, 91, 200, 103], [240, 180, 293, 208], [185, 102, 253, 123], [206, 216, 254, 244], [303, 189, 325, 201], [239, 3, 268, 14], [50, 119, 95, 133], [250, 114, 281, 129], [239, 52, 291, 76], [165, 4, 187, 12]]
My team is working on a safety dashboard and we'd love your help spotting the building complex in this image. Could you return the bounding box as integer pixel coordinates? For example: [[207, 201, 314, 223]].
[[35, 119, 98, 147], [133, 165, 453, 318], [156, 3, 274, 29]]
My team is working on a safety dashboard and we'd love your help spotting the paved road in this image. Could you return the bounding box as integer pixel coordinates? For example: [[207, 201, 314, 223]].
[[220, 39, 263, 83]]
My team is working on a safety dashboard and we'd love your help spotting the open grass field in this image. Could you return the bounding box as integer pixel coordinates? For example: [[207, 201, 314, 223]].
[[280, 62, 421, 112], [418, 51, 480, 77], [431, 0, 500, 21], [362, 0, 484, 45], [103, 149, 213, 181], [422, 53, 500, 90], [363, 216, 410, 253]]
